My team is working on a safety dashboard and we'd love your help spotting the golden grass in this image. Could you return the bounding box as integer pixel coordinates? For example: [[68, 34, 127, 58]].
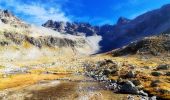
[[22, 41, 32, 48], [0, 46, 169, 99], [0, 65, 5, 69], [109, 76, 119, 80], [92, 54, 170, 99], [0, 73, 69, 90], [91, 54, 159, 67], [144, 82, 170, 99]]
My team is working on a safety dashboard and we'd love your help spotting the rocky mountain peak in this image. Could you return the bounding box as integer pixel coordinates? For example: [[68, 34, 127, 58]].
[[42, 20, 98, 36], [42, 4, 170, 53], [42, 20, 66, 32], [161, 4, 170, 9], [117, 17, 131, 25], [0, 9, 12, 18], [0, 9, 17, 22], [0, 9, 29, 28]]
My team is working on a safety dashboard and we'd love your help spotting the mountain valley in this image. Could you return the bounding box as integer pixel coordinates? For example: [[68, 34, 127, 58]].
[[0, 4, 169, 100]]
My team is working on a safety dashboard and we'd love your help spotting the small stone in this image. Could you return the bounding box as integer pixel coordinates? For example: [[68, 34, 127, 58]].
[[108, 82, 118, 90], [127, 95, 135, 100], [105, 59, 113, 63], [159, 89, 170, 94], [125, 70, 136, 78], [150, 80, 161, 87], [109, 79, 117, 83], [150, 96, 157, 100], [143, 66, 150, 69]]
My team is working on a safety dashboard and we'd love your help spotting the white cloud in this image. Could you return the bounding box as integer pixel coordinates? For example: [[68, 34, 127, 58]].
[[16, 4, 70, 24], [0, 0, 70, 25], [86, 35, 102, 54]]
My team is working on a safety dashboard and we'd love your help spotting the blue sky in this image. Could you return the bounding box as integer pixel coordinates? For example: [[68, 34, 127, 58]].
[[0, 0, 170, 25]]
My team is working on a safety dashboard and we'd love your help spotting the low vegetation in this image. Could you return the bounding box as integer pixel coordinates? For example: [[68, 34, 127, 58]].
[[0, 73, 70, 90]]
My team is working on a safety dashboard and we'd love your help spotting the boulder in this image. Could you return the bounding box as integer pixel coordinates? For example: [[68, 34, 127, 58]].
[[118, 80, 139, 94], [125, 70, 136, 78], [151, 71, 162, 76], [156, 64, 169, 70], [165, 72, 170, 76]]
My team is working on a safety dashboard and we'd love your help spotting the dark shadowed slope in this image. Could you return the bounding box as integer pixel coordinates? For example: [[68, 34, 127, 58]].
[[43, 4, 170, 53]]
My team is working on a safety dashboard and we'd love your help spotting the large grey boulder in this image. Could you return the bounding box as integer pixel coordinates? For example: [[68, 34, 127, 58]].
[[118, 80, 148, 96], [118, 80, 139, 94]]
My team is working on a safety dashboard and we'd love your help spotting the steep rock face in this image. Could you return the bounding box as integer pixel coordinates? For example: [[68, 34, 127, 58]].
[[108, 4, 170, 49], [43, 4, 170, 53], [3, 32, 86, 49], [42, 20, 99, 36], [117, 17, 131, 25]]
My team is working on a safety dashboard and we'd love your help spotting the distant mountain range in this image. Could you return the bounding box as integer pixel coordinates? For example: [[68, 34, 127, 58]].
[[0, 9, 99, 55], [43, 4, 170, 53]]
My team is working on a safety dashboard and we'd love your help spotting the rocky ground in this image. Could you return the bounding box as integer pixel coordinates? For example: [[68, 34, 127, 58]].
[[0, 33, 169, 100], [83, 35, 170, 100], [0, 52, 169, 100], [0, 9, 169, 100], [85, 57, 170, 100], [0, 75, 142, 100]]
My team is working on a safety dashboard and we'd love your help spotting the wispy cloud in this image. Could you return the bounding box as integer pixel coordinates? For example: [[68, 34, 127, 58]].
[[16, 4, 70, 24], [0, 0, 70, 25]]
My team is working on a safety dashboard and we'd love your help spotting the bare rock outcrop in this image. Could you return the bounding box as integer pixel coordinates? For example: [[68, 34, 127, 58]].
[[3, 32, 86, 49], [111, 34, 170, 56]]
